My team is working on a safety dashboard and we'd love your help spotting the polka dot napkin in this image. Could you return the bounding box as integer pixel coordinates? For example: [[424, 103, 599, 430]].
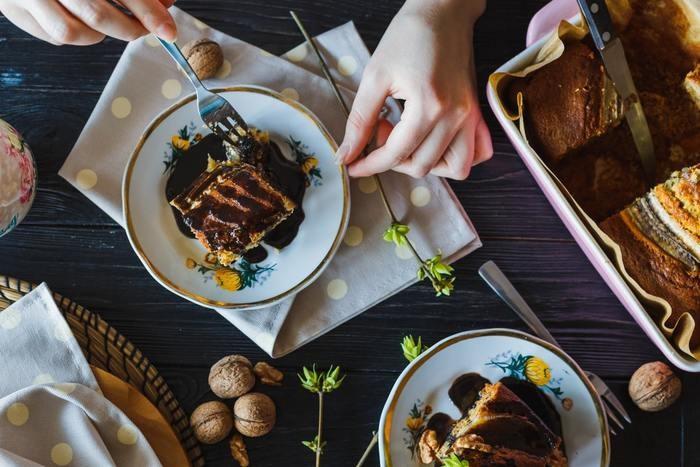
[[0, 284, 161, 466], [59, 8, 481, 357]]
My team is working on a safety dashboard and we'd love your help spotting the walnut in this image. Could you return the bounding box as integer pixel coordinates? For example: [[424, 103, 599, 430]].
[[209, 355, 256, 398], [234, 393, 276, 437], [181, 38, 224, 80], [190, 401, 233, 444], [417, 429, 439, 464], [629, 361, 682, 412], [253, 362, 284, 386], [230, 433, 250, 467]]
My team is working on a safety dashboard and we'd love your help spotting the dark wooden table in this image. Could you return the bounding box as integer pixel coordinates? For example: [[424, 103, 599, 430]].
[[1, 1, 696, 466]]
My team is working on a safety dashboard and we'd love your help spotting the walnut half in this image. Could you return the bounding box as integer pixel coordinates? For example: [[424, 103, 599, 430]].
[[418, 429, 439, 464], [253, 362, 284, 386], [230, 434, 250, 467]]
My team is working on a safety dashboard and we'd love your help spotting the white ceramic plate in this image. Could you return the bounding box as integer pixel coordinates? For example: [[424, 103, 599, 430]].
[[123, 86, 349, 309], [379, 329, 610, 467]]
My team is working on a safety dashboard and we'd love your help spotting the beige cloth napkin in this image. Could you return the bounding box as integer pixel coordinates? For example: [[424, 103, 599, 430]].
[[0, 284, 162, 466], [59, 8, 481, 357]]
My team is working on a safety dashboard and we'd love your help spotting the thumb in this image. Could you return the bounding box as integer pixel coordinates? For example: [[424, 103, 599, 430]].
[[337, 74, 389, 164]]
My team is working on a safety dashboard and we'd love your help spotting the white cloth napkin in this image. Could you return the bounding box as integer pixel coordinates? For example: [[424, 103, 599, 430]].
[[59, 8, 481, 357], [0, 284, 161, 466]]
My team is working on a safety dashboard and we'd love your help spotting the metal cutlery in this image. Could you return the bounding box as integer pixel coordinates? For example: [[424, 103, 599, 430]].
[[576, 0, 656, 183], [157, 38, 248, 148], [478, 260, 632, 435]]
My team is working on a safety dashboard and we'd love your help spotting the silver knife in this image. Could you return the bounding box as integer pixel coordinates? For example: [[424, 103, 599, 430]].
[[577, 0, 656, 182]]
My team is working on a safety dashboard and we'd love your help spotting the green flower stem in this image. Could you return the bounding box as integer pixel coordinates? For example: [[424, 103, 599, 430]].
[[315, 392, 323, 467], [354, 432, 378, 467], [290, 10, 452, 296]]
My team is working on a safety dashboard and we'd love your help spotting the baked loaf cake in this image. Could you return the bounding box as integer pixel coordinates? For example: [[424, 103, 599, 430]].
[[171, 163, 295, 266], [509, 0, 700, 221], [601, 165, 700, 332], [419, 382, 567, 467], [510, 40, 623, 163]]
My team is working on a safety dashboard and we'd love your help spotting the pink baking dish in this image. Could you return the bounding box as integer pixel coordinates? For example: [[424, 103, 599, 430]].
[[486, 12, 700, 372]]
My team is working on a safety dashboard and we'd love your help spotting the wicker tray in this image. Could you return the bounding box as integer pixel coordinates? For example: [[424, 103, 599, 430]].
[[0, 275, 204, 467]]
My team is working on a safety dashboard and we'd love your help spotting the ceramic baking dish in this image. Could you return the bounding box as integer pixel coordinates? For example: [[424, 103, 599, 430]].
[[486, 16, 700, 372]]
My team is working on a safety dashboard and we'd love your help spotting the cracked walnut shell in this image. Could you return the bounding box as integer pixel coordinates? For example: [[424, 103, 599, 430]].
[[190, 401, 233, 444], [234, 392, 276, 437], [209, 355, 256, 398], [181, 38, 223, 80], [629, 361, 681, 412]]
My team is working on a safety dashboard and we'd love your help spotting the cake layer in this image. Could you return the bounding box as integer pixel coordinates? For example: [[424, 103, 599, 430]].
[[171, 163, 295, 266]]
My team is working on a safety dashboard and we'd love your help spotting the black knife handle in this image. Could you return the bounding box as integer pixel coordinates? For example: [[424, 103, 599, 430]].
[[576, 0, 618, 50]]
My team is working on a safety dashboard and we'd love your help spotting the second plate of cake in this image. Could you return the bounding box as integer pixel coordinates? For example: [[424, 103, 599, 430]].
[[123, 86, 349, 309]]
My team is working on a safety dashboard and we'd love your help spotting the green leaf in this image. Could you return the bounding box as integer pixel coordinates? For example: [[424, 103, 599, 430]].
[[383, 223, 410, 247], [302, 435, 326, 454], [441, 453, 470, 467], [401, 335, 428, 363], [322, 365, 346, 393], [298, 364, 323, 393]]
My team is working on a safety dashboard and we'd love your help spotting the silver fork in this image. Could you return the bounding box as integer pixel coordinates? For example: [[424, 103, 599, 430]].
[[158, 39, 248, 147], [478, 260, 632, 436]]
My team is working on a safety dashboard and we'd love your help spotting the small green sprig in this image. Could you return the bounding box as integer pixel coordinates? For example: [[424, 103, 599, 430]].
[[302, 435, 326, 454], [418, 254, 455, 297], [442, 453, 470, 467], [401, 335, 428, 363], [383, 222, 410, 246], [299, 364, 346, 467]]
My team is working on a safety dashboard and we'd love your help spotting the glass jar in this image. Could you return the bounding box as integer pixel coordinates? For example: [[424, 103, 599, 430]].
[[0, 119, 36, 237]]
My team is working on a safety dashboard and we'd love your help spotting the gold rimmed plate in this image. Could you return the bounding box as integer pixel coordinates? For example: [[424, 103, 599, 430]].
[[379, 328, 610, 466], [123, 86, 349, 310]]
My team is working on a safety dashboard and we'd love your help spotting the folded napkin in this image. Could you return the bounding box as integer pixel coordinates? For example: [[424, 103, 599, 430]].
[[0, 284, 162, 466], [59, 8, 481, 357]]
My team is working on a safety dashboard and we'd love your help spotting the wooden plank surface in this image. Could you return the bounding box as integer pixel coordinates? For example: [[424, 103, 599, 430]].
[[0, 0, 696, 465]]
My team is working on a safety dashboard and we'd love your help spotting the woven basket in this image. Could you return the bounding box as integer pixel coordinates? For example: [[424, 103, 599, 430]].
[[0, 275, 204, 467]]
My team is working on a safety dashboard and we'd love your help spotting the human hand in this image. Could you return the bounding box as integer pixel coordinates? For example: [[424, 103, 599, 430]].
[[0, 0, 177, 45], [337, 0, 493, 180]]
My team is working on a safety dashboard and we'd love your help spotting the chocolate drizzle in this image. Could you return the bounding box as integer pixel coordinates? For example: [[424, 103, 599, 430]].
[[165, 133, 306, 263]]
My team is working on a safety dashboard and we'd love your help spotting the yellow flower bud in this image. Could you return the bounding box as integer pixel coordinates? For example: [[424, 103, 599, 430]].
[[214, 269, 242, 291], [525, 356, 552, 386]]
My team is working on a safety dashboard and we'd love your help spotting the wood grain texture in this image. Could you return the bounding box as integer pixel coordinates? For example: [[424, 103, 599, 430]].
[[1, 0, 698, 465]]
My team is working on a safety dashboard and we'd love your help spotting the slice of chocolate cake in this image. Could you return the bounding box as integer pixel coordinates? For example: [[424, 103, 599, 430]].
[[171, 163, 295, 266], [421, 382, 568, 467]]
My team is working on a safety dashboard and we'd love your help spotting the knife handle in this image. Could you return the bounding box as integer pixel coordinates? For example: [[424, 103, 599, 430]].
[[576, 0, 618, 50]]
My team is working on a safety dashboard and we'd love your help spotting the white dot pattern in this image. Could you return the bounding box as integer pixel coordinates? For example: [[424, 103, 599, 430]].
[[327, 279, 348, 300], [337, 55, 359, 76], [0, 308, 22, 330], [50, 443, 73, 466], [6, 402, 29, 426], [285, 44, 308, 62], [280, 88, 299, 100], [357, 177, 377, 194], [344, 226, 363, 246], [117, 425, 139, 445], [216, 59, 232, 79], [410, 186, 431, 207], [75, 169, 98, 190], [111, 97, 131, 119], [161, 79, 182, 99], [33, 373, 54, 385], [395, 244, 413, 260]]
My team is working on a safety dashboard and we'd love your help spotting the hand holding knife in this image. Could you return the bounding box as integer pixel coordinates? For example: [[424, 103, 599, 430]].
[[576, 0, 656, 183]]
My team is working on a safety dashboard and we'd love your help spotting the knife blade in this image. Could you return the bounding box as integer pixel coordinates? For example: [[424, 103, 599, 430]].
[[577, 0, 656, 182]]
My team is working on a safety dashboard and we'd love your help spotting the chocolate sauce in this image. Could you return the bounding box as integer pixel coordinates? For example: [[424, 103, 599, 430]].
[[448, 372, 490, 415], [165, 133, 306, 262], [500, 376, 562, 438]]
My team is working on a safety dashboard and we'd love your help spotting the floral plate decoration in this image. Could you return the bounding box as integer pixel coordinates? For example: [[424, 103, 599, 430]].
[[0, 119, 36, 238], [379, 329, 610, 467], [123, 86, 349, 310]]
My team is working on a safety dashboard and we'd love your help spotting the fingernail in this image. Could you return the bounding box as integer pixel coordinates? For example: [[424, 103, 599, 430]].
[[157, 20, 177, 42], [334, 142, 350, 165]]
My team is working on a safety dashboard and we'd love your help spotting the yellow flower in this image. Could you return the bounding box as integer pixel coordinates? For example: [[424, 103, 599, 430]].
[[185, 258, 197, 269], [171, 135, 190, 151], [214, 268, 242, 292], [525, 356, 552, 386], [405, 417, 423, 431], [301, 157, 318, 174]]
